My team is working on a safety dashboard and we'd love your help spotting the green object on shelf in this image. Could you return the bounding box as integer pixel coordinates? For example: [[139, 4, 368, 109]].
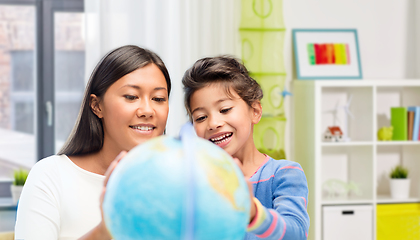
[[377, 126, 393, 141], [391, 107, 407, 140], [389, 165, 409, 179], [253, 116, 286, 159]]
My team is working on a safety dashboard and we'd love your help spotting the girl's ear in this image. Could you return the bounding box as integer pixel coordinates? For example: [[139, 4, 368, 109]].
[[251, 101, 262, 124], [90, 94, 103, 118]]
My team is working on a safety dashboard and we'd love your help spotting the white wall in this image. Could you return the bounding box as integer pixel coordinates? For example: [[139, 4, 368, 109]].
[[284, 0, 415, 79], [283, 0, 417, 160]]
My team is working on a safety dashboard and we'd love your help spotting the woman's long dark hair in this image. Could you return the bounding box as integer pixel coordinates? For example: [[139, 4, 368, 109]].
[[58, 45, 171, 156]]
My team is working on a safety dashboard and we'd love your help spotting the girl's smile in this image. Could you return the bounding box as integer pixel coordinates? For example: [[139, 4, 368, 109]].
[[209, 132, 233, 147], [190, 83, 261, 159]]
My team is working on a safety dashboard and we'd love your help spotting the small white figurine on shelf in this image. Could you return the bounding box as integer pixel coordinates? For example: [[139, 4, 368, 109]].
[[323, 179, 362, 199], [323, 126, 344, 142], [340, 95, 354, 142], [323, 95, 354, 142]]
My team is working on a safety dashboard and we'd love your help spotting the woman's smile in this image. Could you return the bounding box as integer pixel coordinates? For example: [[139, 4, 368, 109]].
[[129, 124, 156, 135]]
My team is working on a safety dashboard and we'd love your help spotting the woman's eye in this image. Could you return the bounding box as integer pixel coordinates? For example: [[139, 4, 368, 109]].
[[220, 108, 232, 114], [195, 116, 207, 122], [153, 97, 167, 102], [124, 95, 137, 100]]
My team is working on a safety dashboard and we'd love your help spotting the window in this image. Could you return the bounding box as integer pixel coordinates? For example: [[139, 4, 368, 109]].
[[0, 0, 84, 183], [54, 12, 85, 152], [0, 3, 36, 179]]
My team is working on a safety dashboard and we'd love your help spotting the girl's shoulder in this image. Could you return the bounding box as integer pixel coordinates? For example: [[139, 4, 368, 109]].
[[265, 158, 307, 183], [265, 158, 304, 172], [252, 158, 305, 182]]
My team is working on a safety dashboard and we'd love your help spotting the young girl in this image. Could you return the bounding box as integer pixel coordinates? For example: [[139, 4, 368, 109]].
[[182, 56, 309, 240], [15, 45, 171, 239]]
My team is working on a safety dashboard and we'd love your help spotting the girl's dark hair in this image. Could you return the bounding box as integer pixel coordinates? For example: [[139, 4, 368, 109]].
[[58, 45, 171, 156], [182, 55, 263, 120]]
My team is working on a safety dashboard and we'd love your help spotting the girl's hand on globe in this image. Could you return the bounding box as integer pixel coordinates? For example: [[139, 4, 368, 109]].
[[100, 151, 127, 238], [233, 157, 257, 223]]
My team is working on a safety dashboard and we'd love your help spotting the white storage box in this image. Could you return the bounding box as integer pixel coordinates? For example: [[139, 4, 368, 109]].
[[323, 205, 372, 240]]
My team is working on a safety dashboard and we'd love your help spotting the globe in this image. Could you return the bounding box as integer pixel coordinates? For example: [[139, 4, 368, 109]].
[[103, 125, 250, 240]]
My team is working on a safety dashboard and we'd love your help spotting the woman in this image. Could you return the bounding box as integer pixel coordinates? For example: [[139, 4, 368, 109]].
[[15, 45, 171, 239]]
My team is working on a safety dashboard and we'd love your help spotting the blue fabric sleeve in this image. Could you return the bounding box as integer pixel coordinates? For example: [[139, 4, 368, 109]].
[[248, 161, 310, 239]]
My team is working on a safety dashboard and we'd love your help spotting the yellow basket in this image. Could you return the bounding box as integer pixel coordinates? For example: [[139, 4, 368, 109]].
[[377, 203, 420, 240]]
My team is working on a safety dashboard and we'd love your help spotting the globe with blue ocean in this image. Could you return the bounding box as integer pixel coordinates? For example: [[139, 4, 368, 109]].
[[103, 124, 250, 240]]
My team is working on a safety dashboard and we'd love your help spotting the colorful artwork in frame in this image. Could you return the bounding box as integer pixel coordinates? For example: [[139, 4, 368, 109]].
[[293, 29, 362, 80]]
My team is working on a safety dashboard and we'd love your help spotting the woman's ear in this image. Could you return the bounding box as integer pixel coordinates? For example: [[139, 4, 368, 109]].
[[90, 94, 103, 118], [251, 101, 262, 124]]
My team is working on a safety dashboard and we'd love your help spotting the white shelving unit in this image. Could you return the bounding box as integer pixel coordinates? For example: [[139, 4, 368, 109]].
[[293, 80, 420, 240]]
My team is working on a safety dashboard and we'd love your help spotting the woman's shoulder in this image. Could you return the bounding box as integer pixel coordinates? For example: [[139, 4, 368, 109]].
[[32, 154, 69, 169], [28, 155, 69, 177], [21, 155, 70, 196]]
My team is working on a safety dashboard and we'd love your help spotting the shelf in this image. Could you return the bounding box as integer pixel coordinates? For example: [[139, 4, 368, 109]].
[[322, 195, 420, 206], [376, 141, 420, 146], [376, 195, 420, 204], [322, 196, 373, 206], [322, 141, 373, 147], [293, 80, 420, 240]]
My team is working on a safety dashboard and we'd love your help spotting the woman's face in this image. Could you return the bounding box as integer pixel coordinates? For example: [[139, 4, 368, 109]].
[[92, 63, 169, 152]]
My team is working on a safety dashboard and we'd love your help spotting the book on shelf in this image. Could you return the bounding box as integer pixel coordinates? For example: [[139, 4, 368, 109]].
[[408, 111, 414, 140], [391, 107, 407, 140], [407, 106, 420, 141]]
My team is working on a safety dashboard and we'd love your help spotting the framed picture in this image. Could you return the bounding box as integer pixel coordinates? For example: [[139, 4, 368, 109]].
[[293, 29, 362, 80]]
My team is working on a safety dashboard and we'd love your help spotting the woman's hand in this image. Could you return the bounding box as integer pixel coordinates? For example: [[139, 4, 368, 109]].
[[79, 151, 127, 240], [100, 151, 127, 235], [233, 158, 257, 223]]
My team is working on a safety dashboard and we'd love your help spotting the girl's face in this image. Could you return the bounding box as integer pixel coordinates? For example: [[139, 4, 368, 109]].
[[91, 63, 169, 152], [190, 83, 261, 157]]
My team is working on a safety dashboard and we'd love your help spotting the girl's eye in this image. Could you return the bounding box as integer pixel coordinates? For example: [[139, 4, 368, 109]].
[[153, 97, 167, 102], [124, 95, 137, 100], [195, 116, 207, 122], [220, 107, 232, 114]]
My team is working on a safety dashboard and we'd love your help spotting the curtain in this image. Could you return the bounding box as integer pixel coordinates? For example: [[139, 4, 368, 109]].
[[84, 0, 240, 136]]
